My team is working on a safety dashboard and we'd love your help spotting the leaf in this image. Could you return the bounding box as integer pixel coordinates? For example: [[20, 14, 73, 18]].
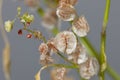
[[2, 44, 11, 80]]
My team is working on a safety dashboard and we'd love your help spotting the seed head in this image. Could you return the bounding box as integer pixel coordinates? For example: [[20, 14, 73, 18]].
[[79, 57, 99, 79], [54, 31, 77, 54], [56, 3, 76, 21], [38, 43, 48, 55], [72, 16, 90, 37]]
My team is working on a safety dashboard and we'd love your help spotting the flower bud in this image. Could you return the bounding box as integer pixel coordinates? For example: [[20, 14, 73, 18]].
[[54, 31, 77, 54], [20, 13, 34, 24], [56, 3, 76, 21], [72, 16, 90, 37], [4, 20, 13, 32], [79, 57, 99, 79]]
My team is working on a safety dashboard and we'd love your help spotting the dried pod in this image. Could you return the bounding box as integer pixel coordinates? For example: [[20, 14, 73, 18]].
[[40, 54, 53, 65], [68, 44, 88, 64], [42, 9, 58, 29], [47, 38, 58, 53], [79, 57, 99, 79], [77, 45, 88, 64], [51, 67, 66, 80], [54, 31, 77, 54], [72, 16, 90, 37], [24, 0, 39, 8], [56, 3, 76, 21], [38, 43, 48, 55], [59, 0, 78, 6]]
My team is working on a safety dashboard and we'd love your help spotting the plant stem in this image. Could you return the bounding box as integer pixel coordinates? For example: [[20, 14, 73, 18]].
[[100, 0, 111, 79]]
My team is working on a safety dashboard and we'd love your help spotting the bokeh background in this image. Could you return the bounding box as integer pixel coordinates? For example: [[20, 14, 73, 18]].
[[0, 0, 120, 80]]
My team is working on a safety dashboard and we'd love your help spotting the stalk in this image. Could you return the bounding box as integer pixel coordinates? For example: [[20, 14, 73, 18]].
[[99, 0, 111, 79]]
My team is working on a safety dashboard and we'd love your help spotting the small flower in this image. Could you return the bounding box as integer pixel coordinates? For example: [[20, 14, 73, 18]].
[[38, 43, 48, 55], [41, 9, 58, 29], [72, 16, 90, 37], [79, 57, 99, 79], [20, 13, 34, 24], [54, 31, 77, 54], [56, 3, 76, 21], [4, 20, 13, 32], [59, 0, 78, 6], [33, 30, 42, 39]]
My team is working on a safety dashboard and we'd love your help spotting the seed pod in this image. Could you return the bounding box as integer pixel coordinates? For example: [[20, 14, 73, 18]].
[[51, 67, 66, 80], [68, 44, 88, 64], [59, 0, 78, 6], [42, 9, 58, 29], [54, 31, 77, 54], [72, 16, 90, 37], [56, 3, 76, 21], [79, 57, 99, 79], [38, 43, 48, 55], [77, 45, 88, 64]]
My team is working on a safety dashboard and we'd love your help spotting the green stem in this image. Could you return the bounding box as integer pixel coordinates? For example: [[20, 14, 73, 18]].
[[57, 52, 77, 66], [107, 65, 120, 80], [100, 0, 111, 79]]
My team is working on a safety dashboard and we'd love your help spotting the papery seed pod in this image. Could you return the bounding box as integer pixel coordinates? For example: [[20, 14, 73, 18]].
[[56, 67, 66, 80], [38, 43, 48, 55], [47, 38, 58, 53], [40, 54, 53, 65], [59, 0, 78, 6], [54, 31, 77, 54], [68, 44, 88, 64], [51, 67, 66, 80], [42, 9, 58, 29], [56, 3, 76, 21], [79, 57, 99, 79], [24, 0, 39, 8], [77, 45, 88, 64], [72, 16, 90, 37]]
